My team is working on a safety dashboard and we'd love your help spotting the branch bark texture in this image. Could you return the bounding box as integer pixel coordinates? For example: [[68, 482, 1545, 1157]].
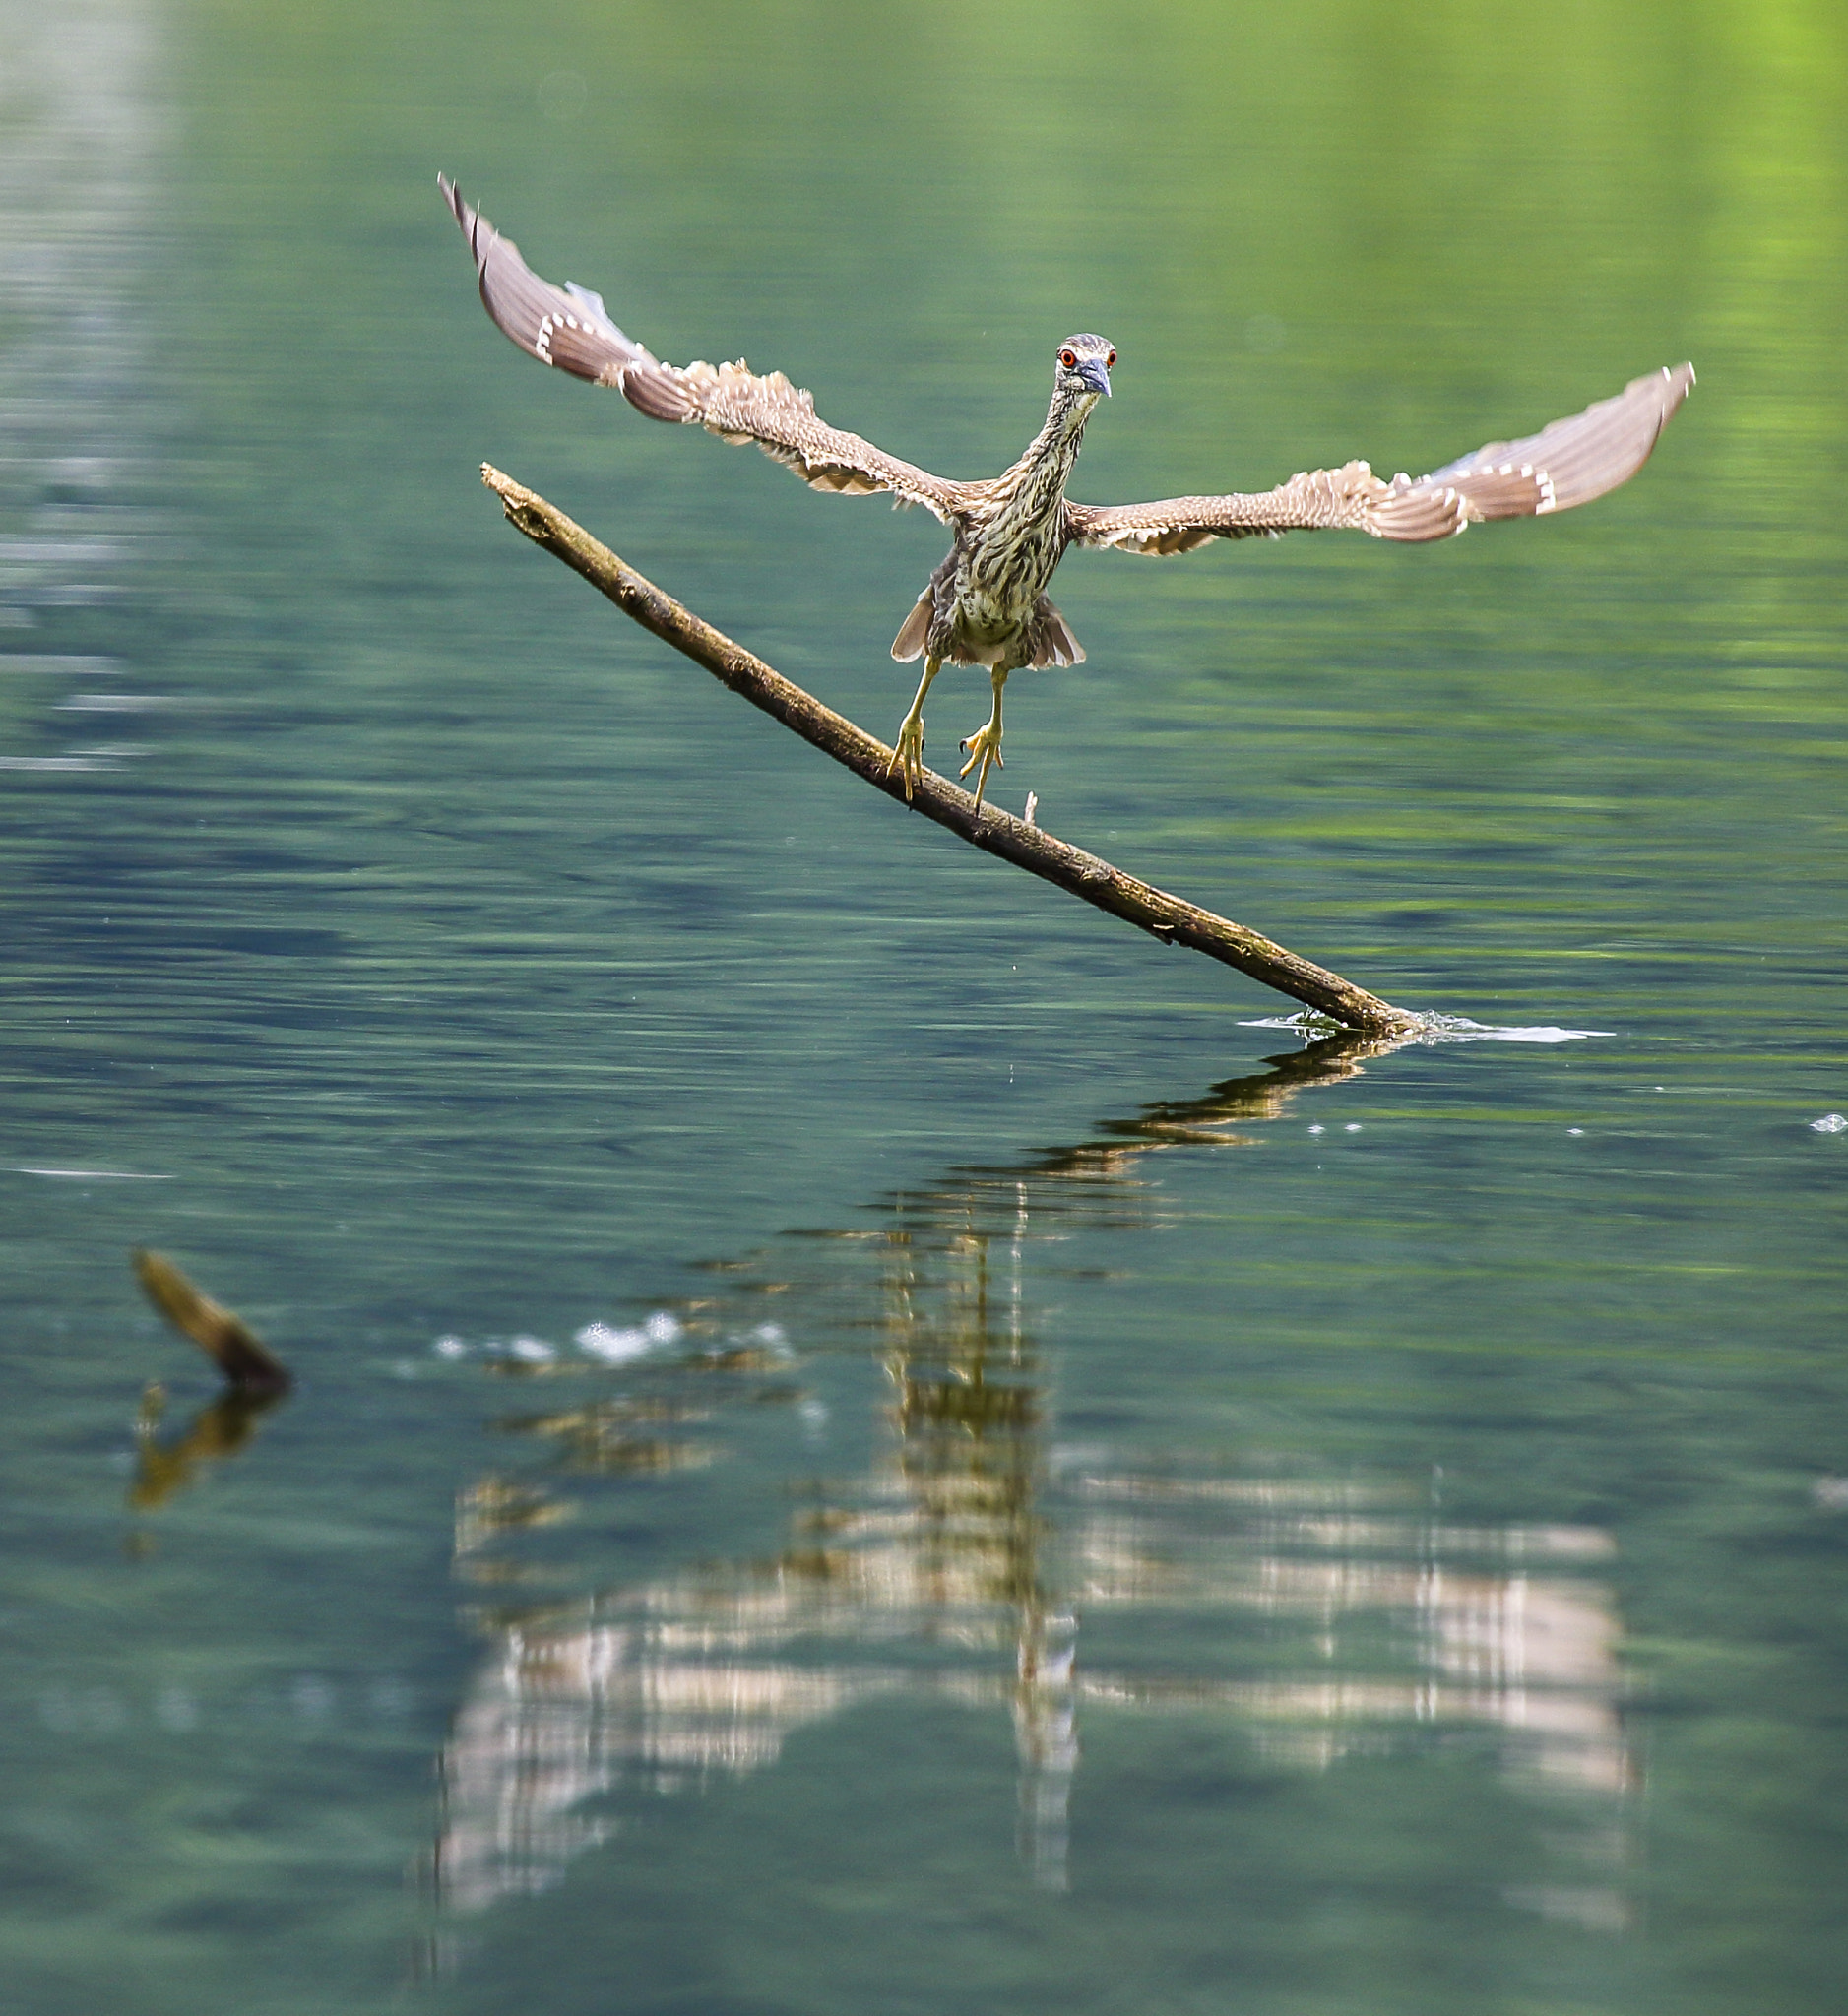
[[480, 465, 1419, 1037]]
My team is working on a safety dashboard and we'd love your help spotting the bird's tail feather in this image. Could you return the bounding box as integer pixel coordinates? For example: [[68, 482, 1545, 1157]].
[[890, 595, 931, 663], [1027, 598, 1085, 668]]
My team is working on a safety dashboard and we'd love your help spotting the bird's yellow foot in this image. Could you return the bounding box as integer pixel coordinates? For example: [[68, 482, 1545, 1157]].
[[887, 712, 926, 802], [958, 719, 1004, 808]]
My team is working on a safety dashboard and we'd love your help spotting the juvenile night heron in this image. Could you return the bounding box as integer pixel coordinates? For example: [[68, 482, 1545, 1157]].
[[440, 178, 1693, 807]]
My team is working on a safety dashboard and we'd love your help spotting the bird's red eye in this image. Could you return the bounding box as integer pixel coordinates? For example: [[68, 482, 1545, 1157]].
[[1106, 348, 1116, 368], [1059, 348, 1077, 369]]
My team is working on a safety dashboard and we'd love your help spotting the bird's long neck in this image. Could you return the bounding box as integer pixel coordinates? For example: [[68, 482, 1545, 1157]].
[[986, 387, 1097, 527]]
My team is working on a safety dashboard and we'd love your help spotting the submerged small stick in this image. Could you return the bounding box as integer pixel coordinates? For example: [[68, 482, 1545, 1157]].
[[480, 466, 1419, 1036], [132, 1248, 293, 1395]]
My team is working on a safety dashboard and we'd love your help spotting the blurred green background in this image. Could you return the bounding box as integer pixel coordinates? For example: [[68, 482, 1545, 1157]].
[[1, 3, 1844, 2012]]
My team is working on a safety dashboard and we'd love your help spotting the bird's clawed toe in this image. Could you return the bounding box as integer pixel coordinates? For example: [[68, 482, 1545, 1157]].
[[888, 716, 926, 802], [958, 723, 1004, 809], [888, 658, 942, 805]]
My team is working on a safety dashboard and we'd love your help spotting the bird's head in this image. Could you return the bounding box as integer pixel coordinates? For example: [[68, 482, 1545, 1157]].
[[1054, 334, 1115, 402]]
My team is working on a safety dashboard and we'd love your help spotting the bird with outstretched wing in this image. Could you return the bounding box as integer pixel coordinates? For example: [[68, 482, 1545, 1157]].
[[440, 176, 1691, 807]]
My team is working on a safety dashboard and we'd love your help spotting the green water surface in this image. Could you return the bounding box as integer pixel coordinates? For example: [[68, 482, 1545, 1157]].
[[2, 4, 1845, 2012]]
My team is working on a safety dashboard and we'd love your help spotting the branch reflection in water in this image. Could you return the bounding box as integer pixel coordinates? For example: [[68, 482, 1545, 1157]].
[[431, 1034, 1631, 1923], [129, 1383, 289, 1513]]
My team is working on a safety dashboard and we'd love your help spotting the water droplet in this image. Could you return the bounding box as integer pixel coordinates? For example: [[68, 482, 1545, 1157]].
[[576, 1320, 653, 1364]]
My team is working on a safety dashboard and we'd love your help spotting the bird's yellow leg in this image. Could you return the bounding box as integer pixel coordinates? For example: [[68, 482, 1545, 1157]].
[[959, 667, 1008, 809], [887, 655, 941, 803]]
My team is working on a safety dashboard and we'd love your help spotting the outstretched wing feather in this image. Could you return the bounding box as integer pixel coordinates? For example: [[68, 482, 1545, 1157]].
[[1067, 364, 1693, 554], [439, 177, 967, 524]]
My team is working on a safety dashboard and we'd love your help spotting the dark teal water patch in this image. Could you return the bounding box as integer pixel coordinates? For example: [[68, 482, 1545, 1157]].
[[2, 4, 1844, 2013]]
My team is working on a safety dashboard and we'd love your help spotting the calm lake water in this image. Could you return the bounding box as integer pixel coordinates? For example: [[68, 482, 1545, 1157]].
[[3, 3, 1845, 2012]]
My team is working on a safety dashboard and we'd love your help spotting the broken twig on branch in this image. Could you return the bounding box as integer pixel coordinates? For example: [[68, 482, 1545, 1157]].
[[480, 465, 1419, 1036], [133, 1248, 293, 1396]]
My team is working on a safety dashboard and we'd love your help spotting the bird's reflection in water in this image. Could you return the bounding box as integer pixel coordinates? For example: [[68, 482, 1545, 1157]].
[[433, 1035, 1630, 1922]]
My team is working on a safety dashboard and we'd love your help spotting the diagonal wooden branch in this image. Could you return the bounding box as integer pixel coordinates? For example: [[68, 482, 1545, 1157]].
[[480, 465, 1420, 1036]]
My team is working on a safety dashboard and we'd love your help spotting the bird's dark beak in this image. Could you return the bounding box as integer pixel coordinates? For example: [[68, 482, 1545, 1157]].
[[1077, 357, 1112, 398]]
